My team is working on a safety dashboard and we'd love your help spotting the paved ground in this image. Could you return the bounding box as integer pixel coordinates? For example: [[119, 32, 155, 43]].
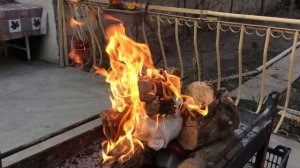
[[0, 57, 110, 154], [231, 47, 300, 100], [269, 134, 300, 168]]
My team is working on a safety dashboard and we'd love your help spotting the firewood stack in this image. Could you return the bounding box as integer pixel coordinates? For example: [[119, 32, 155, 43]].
[[177, 81, 240, 168], [177, 81, 240, 151], [138, 67, 181, 116], [100, 68, 240, 168]]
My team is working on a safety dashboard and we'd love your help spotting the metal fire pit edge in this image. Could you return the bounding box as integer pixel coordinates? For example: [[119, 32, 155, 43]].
[[0, 93, 279, 168], [4, 126, 102, 168], [222, 92, 279, 168]]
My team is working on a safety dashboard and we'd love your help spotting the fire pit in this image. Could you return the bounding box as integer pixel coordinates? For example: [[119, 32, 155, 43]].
[[0, 92, 279, 168], [56, 92, 278, 168]]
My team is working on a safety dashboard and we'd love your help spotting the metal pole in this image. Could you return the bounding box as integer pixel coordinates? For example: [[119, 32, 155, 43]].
[[261, 0, 265, 15], [25, 36, 31, 64], [229, 0, 233, 13], [0, 151, 2, 168], [290, 0, 295, 16], [143, 0, 150, 20], [205, 10, 300, 25]]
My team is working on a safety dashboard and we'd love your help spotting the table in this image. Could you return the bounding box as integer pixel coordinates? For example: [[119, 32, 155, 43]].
[[0, 2, 44, 63]]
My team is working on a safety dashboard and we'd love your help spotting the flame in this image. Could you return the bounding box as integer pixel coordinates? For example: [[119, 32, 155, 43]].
[[69, 18, 84, 28], [68, 13, 85, 69], [70, 0, 79, 3], [103, 14, 123, 23], [98, 23, 208, 163], [69, 49, 84, 69]]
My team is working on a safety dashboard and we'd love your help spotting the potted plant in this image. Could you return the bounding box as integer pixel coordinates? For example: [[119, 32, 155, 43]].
[[102, 0, 144, 25]]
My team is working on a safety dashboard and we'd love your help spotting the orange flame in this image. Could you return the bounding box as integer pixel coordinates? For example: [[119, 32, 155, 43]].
[[69, 49, 84, 69], [69, 18, 84, 28], [103, 14, 123, 24], [70, 0, 79, 3], [98, 23, 208, 163]]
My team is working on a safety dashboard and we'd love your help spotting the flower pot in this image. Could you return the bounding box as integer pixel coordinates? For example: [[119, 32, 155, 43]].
[[102, 8, 144, 25]]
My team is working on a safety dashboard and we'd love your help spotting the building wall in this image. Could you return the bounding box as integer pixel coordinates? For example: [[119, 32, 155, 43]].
[[15, 0, 59, 63]]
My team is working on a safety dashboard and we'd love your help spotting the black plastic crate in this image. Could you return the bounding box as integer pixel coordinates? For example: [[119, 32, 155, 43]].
[[245, 145, 291, 168]]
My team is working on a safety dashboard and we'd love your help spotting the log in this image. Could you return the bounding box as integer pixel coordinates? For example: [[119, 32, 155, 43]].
[[178, 134, 243, 168], [177, 81, 240, 151], [144, 98, 176, 116], [138, 67, 180, 102], [184, 81, 216, 106], [100, 110, 157, 167], [100, 110, 129, 141], [138, 67, 180, 116], [100, 108, 183, 159], [138, 79, 163, 102]]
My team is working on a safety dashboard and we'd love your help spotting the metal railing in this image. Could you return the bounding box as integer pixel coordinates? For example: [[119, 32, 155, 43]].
[[59, 0, 300, 133], [0, 1, 299, 167]]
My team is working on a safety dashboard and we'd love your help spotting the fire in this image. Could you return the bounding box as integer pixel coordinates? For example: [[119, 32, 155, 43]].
[[68, 16, 87, 69], [69, 49, 84, 69], [70, 0, 79, 3], [97, 23, 208, 163], [69, 18, 84, 28]]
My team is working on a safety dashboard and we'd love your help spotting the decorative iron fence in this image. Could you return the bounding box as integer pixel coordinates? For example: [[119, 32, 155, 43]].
[[59, 0, 300, 135]]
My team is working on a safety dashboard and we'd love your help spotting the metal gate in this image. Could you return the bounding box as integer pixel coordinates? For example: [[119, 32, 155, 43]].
[[58, 0, 300, 134]]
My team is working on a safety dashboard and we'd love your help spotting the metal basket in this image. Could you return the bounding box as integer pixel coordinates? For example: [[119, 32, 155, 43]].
[[246, 145, 291, 168]]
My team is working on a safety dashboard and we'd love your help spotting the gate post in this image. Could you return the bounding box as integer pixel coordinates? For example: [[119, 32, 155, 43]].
[[0, 151, 2, 168], [290, 0, 295, 16], [261, 0, 265, 15]]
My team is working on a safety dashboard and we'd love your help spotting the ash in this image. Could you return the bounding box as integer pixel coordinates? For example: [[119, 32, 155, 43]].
[[235, 123, 261, 145], [56, 139, 103, 168]]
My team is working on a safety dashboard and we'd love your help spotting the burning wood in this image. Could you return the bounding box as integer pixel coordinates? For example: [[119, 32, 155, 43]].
[[178, 134, 242, 168], [138, 67, 180, 116], [59, 1, 270, 167], [96, 22, 210, 165], [178, 82, 240, 151], [75, 18, 239, 167]]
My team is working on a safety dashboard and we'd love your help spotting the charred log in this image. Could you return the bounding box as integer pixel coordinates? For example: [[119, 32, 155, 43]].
[[138, 67, 180, 117], [177, 81, 240, 151], [178, 134, 242, 168]]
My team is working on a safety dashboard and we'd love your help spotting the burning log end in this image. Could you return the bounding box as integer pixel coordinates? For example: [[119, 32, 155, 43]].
[[185, 81, 216, 106], [100, 110, 130, 141], [177, 81, 240, 151], [139, 67, 180, 102], [139, 67, 181, 116]]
